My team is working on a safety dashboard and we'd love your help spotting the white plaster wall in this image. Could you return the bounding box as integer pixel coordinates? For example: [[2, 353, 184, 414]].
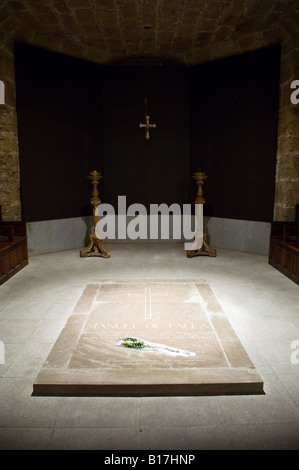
[[26, 216, 270, 257]]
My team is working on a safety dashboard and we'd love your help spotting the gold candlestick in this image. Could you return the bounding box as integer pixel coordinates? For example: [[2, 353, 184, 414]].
[[193, 171, 208, 204], [80, 170, 111, 258], [89, 169, 102, 206], [187, 171, 216, 258]]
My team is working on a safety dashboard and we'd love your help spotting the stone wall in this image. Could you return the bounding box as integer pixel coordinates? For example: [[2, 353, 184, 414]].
[[274, 3, 299, 221], [0, 37, 21, 221]]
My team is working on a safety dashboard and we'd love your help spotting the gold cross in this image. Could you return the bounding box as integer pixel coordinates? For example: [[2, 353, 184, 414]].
[[139, 115, 157, 140]]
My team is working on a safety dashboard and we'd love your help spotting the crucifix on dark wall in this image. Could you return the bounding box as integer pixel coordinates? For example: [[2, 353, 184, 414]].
[[139, 73, 157, 140], [139, 113, 157, 140]]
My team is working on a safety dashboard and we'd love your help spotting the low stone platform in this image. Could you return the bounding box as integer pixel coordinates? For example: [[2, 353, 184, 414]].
[[33, 280, 264, 396]]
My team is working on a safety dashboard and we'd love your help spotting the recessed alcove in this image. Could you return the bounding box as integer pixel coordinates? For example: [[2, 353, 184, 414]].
[[14, 43, 280, 255]]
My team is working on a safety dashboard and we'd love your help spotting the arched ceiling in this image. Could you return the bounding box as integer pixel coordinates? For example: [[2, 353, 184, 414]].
[[0, 0, 291, 65]]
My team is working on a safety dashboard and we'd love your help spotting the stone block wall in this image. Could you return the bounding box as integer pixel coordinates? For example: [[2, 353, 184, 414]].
[[0, 38, 21, 221], [274, 4, 299, 221]]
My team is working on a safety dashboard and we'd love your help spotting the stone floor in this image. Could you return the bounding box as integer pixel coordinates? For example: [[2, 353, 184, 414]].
[[0, 243, 299, 450]]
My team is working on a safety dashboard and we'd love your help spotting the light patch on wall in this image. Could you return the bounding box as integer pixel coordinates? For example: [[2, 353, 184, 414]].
[[0, 80, 4, 104]]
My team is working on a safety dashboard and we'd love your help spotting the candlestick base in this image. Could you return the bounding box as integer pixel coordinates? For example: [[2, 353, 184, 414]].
[[80, 234, 111, 259], [186, 233, 217, 258]]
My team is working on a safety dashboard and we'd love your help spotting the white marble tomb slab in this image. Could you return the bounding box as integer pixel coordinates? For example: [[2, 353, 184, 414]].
[[33, 280, 264, 396]]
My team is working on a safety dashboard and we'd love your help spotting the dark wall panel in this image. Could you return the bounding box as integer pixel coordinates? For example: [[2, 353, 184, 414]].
[[102, 66, 190, 211], [15, 43, 280, 224], [15, 43, 102, 222], [190, 45, 280, 222]]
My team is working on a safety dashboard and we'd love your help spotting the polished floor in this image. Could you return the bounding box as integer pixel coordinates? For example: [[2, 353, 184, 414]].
[[0, 243, 299, 450]]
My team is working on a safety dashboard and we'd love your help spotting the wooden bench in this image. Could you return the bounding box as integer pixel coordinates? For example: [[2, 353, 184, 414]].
[[269, 204, 299, 285], [0, 205, 28, 285]]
